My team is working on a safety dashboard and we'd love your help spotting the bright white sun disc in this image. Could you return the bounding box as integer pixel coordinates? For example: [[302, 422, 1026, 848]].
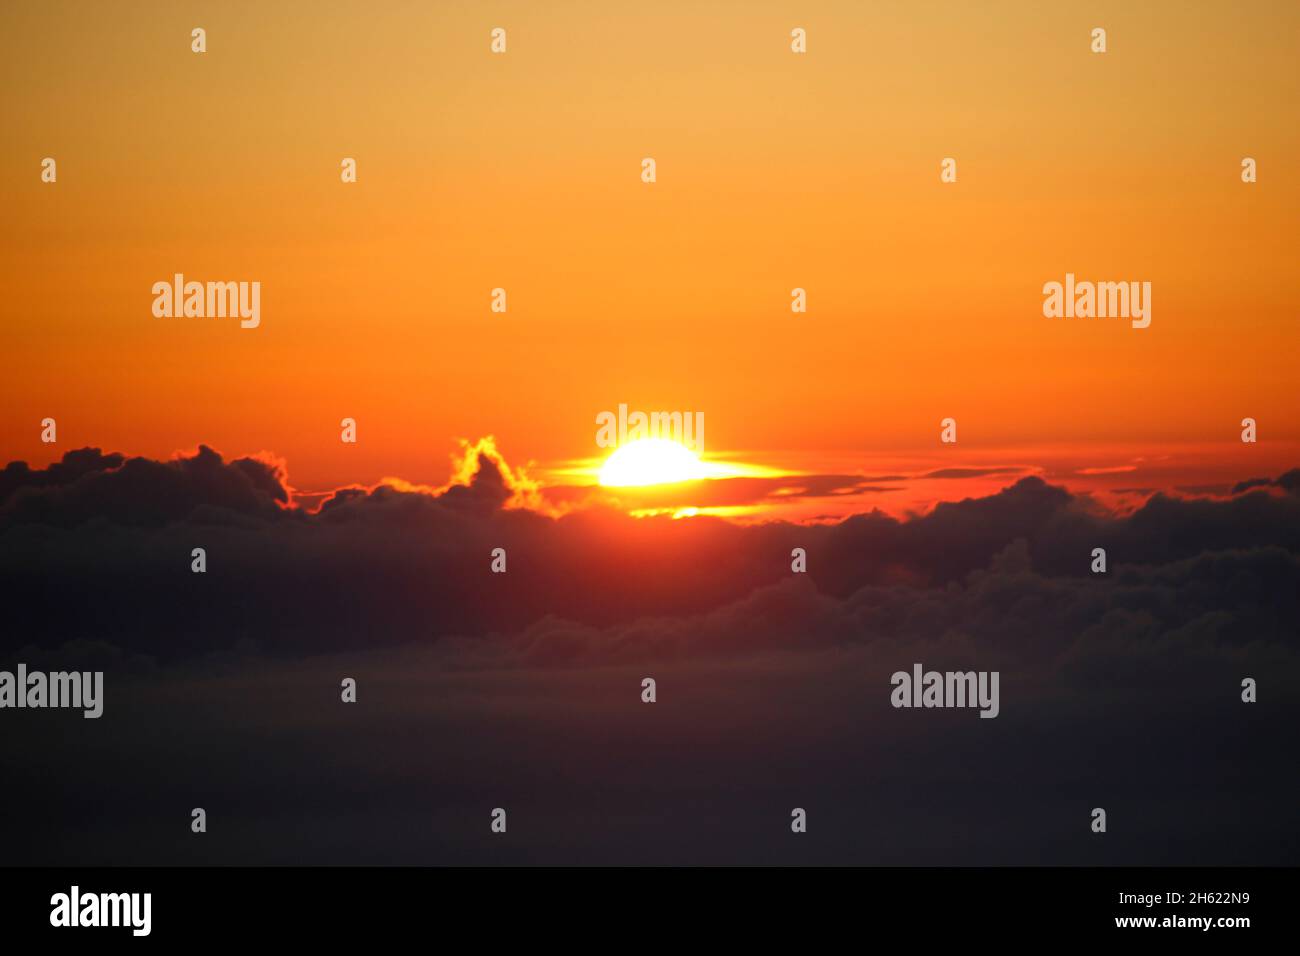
[[598, 439, 707, 487]]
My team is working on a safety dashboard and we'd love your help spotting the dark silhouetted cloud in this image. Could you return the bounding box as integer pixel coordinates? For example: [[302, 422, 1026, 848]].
[[2, 447, 1297, 865]]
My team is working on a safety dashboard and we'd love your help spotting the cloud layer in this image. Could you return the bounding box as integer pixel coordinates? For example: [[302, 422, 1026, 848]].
[[2, 445, 1297, 864]]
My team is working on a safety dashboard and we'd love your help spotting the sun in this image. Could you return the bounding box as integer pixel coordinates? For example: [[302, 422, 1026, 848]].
[[598, 439, 708, 487]]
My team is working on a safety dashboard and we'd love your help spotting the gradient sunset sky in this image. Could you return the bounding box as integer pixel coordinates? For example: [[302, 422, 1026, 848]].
[[3, 1, 1297, 517]]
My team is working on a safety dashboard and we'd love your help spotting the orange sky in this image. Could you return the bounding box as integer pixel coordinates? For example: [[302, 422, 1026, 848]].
[[3, 1, 1297, 512]]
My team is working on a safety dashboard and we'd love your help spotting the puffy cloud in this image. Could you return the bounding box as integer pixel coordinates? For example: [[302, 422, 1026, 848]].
[[0, 445, 287, 529]]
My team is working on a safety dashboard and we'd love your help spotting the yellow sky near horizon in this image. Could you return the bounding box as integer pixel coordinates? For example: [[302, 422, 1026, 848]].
[[2, 1, 1297, 498]]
